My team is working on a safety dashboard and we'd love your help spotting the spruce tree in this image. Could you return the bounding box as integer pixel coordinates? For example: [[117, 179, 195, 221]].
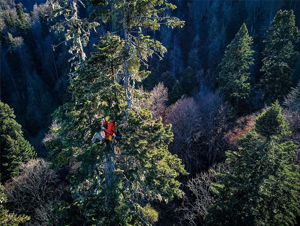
[[161, 71, 176, 92], [169, 80, 184, 104], [46, 1, 186, 225], [217, 23, 254, 104], [2, 12, 15, 30], [181, 67, 198, 95], [205, 101, 300, 226], [0, 101, 36, 182], [259, 10, 299, 103], [15, 4, 30, 34]]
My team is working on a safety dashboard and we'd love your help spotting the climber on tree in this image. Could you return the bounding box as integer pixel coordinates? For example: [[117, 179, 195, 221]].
[[103, 116, 116, 143]]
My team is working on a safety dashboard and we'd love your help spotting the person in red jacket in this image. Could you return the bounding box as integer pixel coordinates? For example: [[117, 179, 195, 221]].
[[103, 116, 116, 143]]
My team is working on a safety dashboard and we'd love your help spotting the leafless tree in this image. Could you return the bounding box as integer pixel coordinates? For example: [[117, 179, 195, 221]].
[[167, 97, 203, 172], [195, 87, 234, 166], [4, 159, 66, 226], [166, 87, 233, 172], [177, 163, 227, 226], [140, 82, 168, 120]]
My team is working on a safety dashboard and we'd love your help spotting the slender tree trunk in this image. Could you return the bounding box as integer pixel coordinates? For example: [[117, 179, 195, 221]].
[[105, 146, 116, 206], [3, 55, 21, 102], [123, 0, 132, 109], [50, 47, 59, 79]]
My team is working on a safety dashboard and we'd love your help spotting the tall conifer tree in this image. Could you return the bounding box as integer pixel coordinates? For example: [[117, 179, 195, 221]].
[[46, 1, 187, 225], [259, 10, 299, 103], [0, 101, 36, 182], [205, 101, 300, 226], [217, 23, 254, 105]]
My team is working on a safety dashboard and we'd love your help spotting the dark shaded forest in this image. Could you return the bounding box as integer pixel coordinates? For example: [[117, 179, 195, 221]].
[[1, 0, 300, 225]]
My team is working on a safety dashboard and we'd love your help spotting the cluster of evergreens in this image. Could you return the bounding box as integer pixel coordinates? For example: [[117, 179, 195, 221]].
[[218, 10, 299, 110], [1, 0, 300, 225]]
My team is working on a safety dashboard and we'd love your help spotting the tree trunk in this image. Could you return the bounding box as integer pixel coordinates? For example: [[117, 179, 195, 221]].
[[105, 146, 116, 206], [50, 47, 59, 79], [123, 0, 132, 109], [3, 55, 21, 102]]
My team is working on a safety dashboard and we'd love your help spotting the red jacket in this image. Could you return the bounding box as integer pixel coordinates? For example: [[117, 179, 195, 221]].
[[103, 120, 116, 139]]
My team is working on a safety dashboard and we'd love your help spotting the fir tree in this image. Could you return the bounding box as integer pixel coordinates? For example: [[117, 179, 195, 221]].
[[142, 71, 160, 91], [15, 4, 30, 34], [16, 4, 25, 22], [181, 66, 198, 95], [2, 12, 15, 30], [169, 80, 184, 104], [0, 101, 36, 182], [217, 23, 254, 104], [47, 33, 187, 226], [7, 32, 15, 51], [205, 102, 300, 226], [49, 0, 101, 69], [161, 71, 176, 91], [46, 1, 186, 225], [0, 182, 30, 225], [259, 10, 299, 103]]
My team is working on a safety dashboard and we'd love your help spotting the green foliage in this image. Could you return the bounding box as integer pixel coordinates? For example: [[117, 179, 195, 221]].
[[0, 183, 30, 226], [217, 23, 254, 104], [161, 71, 175, 91], [46, 1, 186, 224], [259, 10, 299, 103], [205, 103, 300, 226], [15, 4, 30, 34], [0, 101, 36, 182], [169, 80, 184, 104], [255, 101, 290, 140], [16, 5, 25, 21], [143, 204, 159, 223], [47, 34, 187, 225], [2, 12, 15, 30], [57, 151, 69, 165], [49, 0, 100, 68], [181, 67, 198, 95], [7, 32, 15, 51], [142, 71, 160, 91]]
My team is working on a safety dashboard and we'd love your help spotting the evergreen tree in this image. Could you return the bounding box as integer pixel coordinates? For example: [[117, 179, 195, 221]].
[[205, 101, 300, 226], [169, 80, 184, 104], [0, 101, 36, 182], [0, 182, 30, 225], [16, 4, 25, 22], [7, 32, 15, 51], [15, 4, 30, 34], [46, 1, 186, 225], [259, 10, 299, 103], [161, 71, 176, 91], [142, 71, 160, 91], [217, 23, 254, 104], [2, 12, 15, 30], [181, 66, 198, 95]]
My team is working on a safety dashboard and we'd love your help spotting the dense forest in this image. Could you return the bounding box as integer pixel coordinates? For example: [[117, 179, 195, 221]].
[[1, 0, 300, 225]]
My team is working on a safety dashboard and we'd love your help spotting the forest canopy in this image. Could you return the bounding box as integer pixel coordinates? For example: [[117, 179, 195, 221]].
[[1, 0, 300, 225]]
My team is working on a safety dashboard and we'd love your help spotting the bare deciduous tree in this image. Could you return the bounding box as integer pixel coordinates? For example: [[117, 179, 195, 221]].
[[4, 158, 66, 226], [140, 82, 168, 120], [166, 87, 234, 172], [177, 163, 227, 226], [167, 97, 203, 172]]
